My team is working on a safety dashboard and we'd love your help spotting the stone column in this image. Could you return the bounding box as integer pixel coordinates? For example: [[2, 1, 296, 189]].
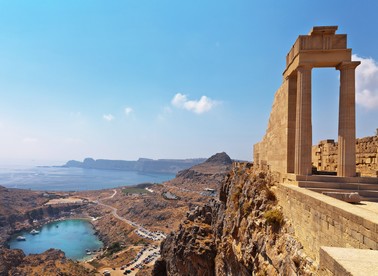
[[294, 65, 312, 175], [287, 74, 297, 174], [337, 61, 360, 177]]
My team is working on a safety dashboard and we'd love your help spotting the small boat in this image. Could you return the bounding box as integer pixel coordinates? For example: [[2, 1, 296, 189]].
[[86, 251, 92, 255], [16, 236, 26, 241], [30, 229, 40, 235]]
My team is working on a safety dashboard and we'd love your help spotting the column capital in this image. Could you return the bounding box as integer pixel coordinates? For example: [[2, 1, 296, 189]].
[[285, 73, 296, 81], [336, 61, 361, 71], [297, 64, 313, 71]]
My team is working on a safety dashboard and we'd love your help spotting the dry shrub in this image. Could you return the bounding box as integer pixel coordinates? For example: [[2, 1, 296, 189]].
[[263, 209, 284, 228]]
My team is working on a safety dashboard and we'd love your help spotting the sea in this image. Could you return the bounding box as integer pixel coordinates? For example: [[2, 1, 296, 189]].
[[0, 165, 175, 191], [8, 219, 103, 260]]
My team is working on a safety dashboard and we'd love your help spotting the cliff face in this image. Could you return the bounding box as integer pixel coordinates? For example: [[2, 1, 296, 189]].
[[155, 163, 316, 275]]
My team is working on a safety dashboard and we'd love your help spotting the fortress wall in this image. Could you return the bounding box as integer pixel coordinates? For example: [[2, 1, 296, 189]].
[[276, 183, 378, 262], [253, 81, 289, 176], [312, 135, 378, 177]]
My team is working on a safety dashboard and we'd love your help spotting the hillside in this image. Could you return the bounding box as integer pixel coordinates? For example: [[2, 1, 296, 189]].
[[64, 157, 206, 174], [154, 163, 317, 275], [169, 152, 233, 192], [92, 152, 233, 234], [0, 248, 95, 276]]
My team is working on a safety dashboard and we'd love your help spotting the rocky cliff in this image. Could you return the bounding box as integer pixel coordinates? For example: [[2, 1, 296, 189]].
[[154, 163, 317, 275], [0, 248, 94, 276]]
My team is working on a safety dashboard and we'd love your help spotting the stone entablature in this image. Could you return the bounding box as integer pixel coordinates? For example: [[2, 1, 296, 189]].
[[312, 135, 378, 177], [284, 26, 350, 78], [254, 26, 360, 178], [286, 27, 347, 61]]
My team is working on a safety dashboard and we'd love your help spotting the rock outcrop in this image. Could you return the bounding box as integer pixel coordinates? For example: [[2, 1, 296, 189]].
[[173, 152, 233, 192], [203, 152, 233, 166], [155, 163, 317, 275], [0, 248, 94, 276]]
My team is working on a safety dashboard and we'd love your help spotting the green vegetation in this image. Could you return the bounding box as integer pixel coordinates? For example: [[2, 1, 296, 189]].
[[88, 260, 101, 269], [105, 242, 122, 256], [135, 182, 154, 189], [122, 187, 151, 195]]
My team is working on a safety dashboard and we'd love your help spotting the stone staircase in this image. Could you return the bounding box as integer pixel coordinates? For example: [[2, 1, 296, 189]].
[[285, 174, 378, 202]]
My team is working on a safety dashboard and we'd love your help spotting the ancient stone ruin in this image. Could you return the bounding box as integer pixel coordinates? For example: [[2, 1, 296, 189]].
[[254, 26, 361, 178], [312, 135, 378, 177]]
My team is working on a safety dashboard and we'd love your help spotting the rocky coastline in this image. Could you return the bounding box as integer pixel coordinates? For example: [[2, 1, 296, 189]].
[[0, 152, 235, 275]]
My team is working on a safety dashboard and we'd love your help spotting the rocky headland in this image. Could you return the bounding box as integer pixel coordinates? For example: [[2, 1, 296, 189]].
[[64, 157, 206, 174]]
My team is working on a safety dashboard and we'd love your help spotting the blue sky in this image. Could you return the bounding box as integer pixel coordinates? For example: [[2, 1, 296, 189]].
[[0, 1, 377, 164]]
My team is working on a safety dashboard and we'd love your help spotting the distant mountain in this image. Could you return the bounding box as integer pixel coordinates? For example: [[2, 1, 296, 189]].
[[203, 152, 233, 165], [174, 152, 233, 187], [63, 157, 207, 174]]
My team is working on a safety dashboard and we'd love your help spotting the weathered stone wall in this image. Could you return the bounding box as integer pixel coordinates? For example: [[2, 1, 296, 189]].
[[254, 82, 289, 176], [312, 135, 378, 177], [276, 183, 378, 262]]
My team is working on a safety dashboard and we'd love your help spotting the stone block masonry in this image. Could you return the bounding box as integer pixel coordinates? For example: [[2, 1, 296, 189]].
[[313, 135, 378, 177], [320, 247, 378, 275], [276, 183, 378, 263]]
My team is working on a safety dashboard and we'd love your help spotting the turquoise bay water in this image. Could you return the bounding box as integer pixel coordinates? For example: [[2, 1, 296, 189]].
[[3, 167, 174, 259], [0, 166, 175, 191], [8, 219, 103, 260]]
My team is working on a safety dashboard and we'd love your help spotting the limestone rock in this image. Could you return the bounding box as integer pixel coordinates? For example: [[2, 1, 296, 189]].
[[154, 163, 317, 275]]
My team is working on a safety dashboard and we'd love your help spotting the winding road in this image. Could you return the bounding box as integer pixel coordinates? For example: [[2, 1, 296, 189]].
[[97, 191, 163, 241], [95, 189, 163, 275]]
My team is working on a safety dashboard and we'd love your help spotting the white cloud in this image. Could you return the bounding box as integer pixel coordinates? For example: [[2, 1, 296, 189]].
[[171, 93, 187, 107], [124, 107, 133, 116], [353, 54, 378, 109], [103, 114, 115, 121], [171, 93, 218, 114]]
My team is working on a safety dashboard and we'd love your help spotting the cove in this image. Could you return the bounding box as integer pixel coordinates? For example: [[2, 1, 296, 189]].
[[8, 219, 103, 260]]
